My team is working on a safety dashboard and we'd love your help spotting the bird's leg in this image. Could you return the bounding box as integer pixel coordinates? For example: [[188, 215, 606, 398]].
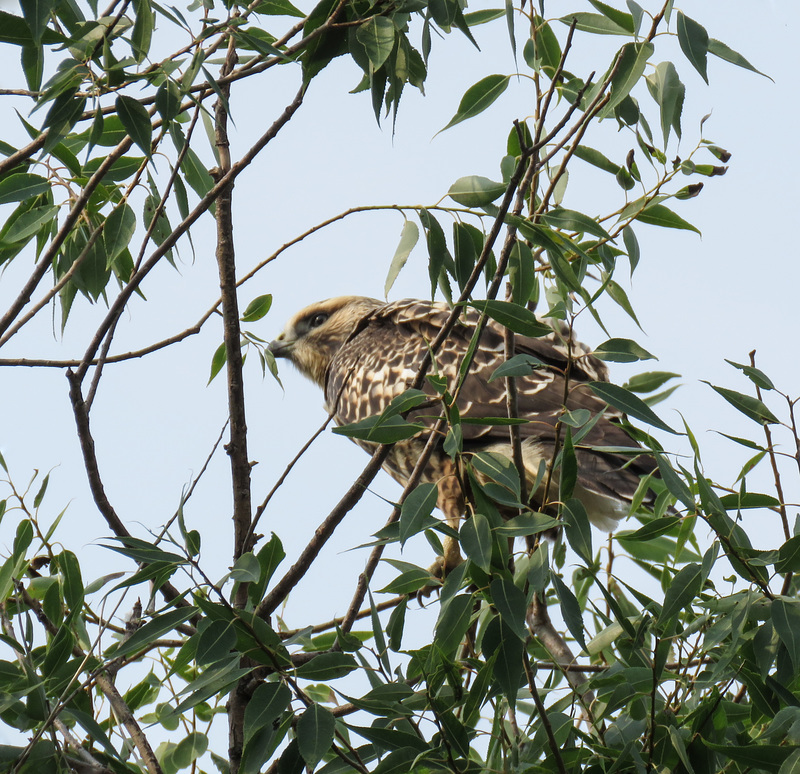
[[437, 471, 465, 573]]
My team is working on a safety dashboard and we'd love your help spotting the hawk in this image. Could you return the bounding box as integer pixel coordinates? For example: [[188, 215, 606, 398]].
[[269, 297, 656, 564]]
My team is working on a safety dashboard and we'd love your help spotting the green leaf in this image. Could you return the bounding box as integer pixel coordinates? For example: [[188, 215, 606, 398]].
[[588, 381, 677, 434], [110, 607, 198, 658], [560, 12, 632, 35], [465, 299, 551, 338], [490, 577, 527, 640], [434, 593, 474, 654], [703, 382, 780, 425], [563, 498, 592, 563], [725, 359, 775, 391], [541, 206, 610, 239], [708, 38, 770, 79], [619, 516, 682, 542], [447, 175, 506, 207], [489, 353, 545, 382], [295, 652, 358, 680], [772, 600, 800, 671], [552, 573, 586, 650], [509, 240, 536, 305], [172, 733, 208, 769], [460, 513, 492, 573], [0, 173, 50, 205], [242, 294, 273, 323], [385, 219, 419, 297], [441, 74, 510, 132], [208, 342, 227, 385], [645, 61, 685, 144], [572, 145, 620, 175], [399, 483, 438, 547], [660, 563, 702, 631], [21, 0, 54, 46], [601, 41, 654, 116], [637, 204, 699, 234], [0, 204, 58, 245], [297, 703, 335, 770], [333, 414, 424, 444], [703, 742, 792, 772], [587, 0, 634, 32], [593, 338, 656, 363], [155, 79, 181, 122], [254, 0, 305, 16], [622, 224, 640, 272], [196, 620, 236, 665], [103, 203, 136, 265], [356, 17, 395, 70], [676, 12, 709, 84], [624, 371, 679, 394], [115, 95, 153, 156]]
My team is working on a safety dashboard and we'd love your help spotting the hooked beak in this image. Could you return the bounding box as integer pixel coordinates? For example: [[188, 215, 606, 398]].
[[267, 334, 294, 358]]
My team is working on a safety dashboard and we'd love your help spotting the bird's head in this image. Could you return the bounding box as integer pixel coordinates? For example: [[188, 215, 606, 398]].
[[268, 296, 383, 387]]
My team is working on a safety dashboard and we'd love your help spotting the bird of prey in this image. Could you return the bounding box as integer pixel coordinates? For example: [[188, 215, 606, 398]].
[[269, 296, 656, 563]]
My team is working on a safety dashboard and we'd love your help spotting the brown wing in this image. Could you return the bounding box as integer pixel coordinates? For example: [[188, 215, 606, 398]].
[[325, 298, 655, 509]]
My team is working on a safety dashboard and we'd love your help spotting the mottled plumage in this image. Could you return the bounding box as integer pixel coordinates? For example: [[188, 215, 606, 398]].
[[270, 297, 655, 538]]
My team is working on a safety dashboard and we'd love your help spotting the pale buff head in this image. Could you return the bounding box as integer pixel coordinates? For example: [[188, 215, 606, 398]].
[[268, 296, 383, 387]]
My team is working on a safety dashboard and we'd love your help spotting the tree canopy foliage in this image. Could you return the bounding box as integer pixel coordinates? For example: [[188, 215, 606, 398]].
[[0, 0, 798, 773]]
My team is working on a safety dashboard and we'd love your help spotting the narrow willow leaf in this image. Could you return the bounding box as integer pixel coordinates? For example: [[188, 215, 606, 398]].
[[655, 455, 695, 510], [622, 224, 639, 273], [466, 299, 551, 338], [460, 513, 492, 573], [637, 203, 700, 234], [0, 204, 58, 244], [676, 12, 709, 83], [602, 41, 654, 116], [593, 338, 656, 363], [490, 578, 527, 640], [435, 593, 474, 654], [624, 371, 680, 394], [332, 414, 424, 444], [588, 0, 634, 31], [489, 353, 544, 382], [399, 483, 438, 547], [110, 607, 198, 658], [702, 382, 780, 425], [563, 498, 592, 563], [559, 12, 631, 35], [771, 600, 800, 670], [552, 574, 586, 650], [588, 381, 677, 434], [296, 704, 335, 771], [725, 359, 775, 391], [356, 16, 395, 69], [541, 206, 610, 239], [0, 173, 50, 205], [509, 240, 536, 305], [659, 563, 701, 629], [441, 74, 510, 132], [572, 145, 620, 175], [447, 175, 506, 207], [208, 342, 227, 385], [115, 95, 152, 156], [103, 203, 136, 265], [645, 61, 685, 144], [384, 219, 419, 297], [708, 38, 770, 79]]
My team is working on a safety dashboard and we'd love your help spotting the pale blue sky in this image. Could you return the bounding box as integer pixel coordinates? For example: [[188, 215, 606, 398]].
[[0, 1, 798, 630]]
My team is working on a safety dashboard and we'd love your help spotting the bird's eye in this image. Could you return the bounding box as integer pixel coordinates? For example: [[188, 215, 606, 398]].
[[308, 313, 328, 329]]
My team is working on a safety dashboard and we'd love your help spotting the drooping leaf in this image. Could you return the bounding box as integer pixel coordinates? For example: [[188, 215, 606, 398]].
[[399, 483, 438, 547], [356, 17, 395, 70], [115, 95, 153, 156], [296, 703, 335, 771], [384, 219, 419, 297], [676, 12, 709, 83]]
